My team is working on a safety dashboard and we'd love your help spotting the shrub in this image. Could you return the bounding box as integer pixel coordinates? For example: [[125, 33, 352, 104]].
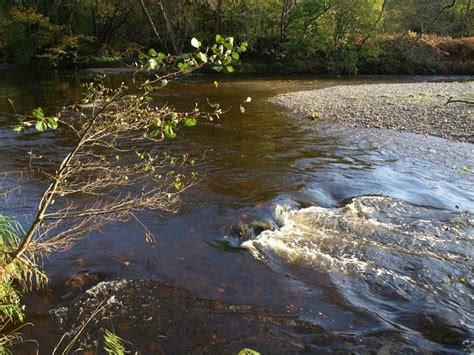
[[0, 7, 62, 65], [363, 33, 474, 74], [0, 6, 95, 67]]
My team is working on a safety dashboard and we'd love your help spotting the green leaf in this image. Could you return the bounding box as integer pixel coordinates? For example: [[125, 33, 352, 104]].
[[215, 34, 224, 44], [191, 37, 201, 49], [196, 52, 207, 63], [144, 84, 153, 92], [232, 52, 240, 61], [148, 58, 158, 70], [145, 96, 153, 103], [226, 65, 234, 73], [174, 178, 183, 190], [149, 130, 161, 138], [46, 117, 58, 129], [13, 125, 25, 133], [35, 120, 47, 132], [32, 107, 44, 119], [153, 118, 162, 127], [157, 52, 166, 60], [241, 41, 249, 48], [138, 52, 147, 60], [184, 117, 197, 127], [463, 166, 470, 172], [148, 48, 157, 57], [164, 124, 177, 139]]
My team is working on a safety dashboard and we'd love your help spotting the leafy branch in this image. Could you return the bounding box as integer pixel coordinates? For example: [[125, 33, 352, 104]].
[[6, 35, 247, 267]]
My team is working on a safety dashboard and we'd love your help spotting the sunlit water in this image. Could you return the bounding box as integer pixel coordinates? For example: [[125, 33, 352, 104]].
[[0, 69, 473, 353]]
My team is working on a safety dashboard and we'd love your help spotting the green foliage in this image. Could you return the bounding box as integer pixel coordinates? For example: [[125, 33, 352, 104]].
[[184, 117, 197, 127], [103, 329, 128, 355], [164, 123, 177, 139], [238, 349, 261, 355], [0, 215, 47, 352], [38, 34, 95, 67], [281, 0, 386, 74], [0, 7, 61, 65], [0, 220, 22, 326], [309, 112, 321, 120], [0, 217, 26, 352], [0, 6, 94, 66], [0, 1, 472, 73], [14, 108, 58, 133]]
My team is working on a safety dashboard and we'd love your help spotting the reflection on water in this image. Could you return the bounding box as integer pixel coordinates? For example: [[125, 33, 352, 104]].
[[0, 69, 473, 353]]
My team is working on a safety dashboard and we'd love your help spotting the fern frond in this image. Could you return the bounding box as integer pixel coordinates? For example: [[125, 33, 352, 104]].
[[104, 329, 128, 355]]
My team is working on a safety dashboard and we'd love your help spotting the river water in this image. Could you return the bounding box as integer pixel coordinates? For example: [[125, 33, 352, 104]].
[[0, 69, 473, 353]]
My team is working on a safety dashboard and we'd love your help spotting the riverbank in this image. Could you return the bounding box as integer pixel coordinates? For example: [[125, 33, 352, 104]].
[[271, 82, 473, 143]]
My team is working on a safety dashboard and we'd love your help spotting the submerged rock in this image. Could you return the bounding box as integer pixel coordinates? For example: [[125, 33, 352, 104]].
[[49, 279, 417, 354]]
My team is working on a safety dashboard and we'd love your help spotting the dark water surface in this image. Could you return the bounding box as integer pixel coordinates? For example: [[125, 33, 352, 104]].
[[0, 69, 473, 353]]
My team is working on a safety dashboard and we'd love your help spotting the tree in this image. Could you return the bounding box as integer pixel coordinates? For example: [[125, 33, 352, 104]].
[[8, 35, 247, 262], [1, 35, 248, 351]]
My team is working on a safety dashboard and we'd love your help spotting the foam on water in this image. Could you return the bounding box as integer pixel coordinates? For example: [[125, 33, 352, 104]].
[[243, 195, 474, 343]]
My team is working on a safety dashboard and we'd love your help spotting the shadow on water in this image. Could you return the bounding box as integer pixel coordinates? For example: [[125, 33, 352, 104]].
[[0, 68, 473, 353]]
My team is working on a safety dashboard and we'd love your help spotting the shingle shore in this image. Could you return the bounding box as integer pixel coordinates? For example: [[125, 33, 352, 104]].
[[271, 82, 473, 143]]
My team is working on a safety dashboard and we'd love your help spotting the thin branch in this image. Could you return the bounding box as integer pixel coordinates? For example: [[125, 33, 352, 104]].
[[423, 0, 457, 36], [445, 96, 474, 105], [139, 0, 162, 43]]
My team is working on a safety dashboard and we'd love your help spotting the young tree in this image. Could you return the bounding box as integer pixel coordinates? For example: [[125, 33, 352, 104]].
[[0, 35, 248, 351], [7, 35, 247, 263]]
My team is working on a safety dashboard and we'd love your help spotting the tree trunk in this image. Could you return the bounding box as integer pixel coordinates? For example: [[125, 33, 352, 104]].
[[139, 0, 162, 43], [280, 0, 290, 43], [214, 0, 223, 34], [159, 0, 178, 54]]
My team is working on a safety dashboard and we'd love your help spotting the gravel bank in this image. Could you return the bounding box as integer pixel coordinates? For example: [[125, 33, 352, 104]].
[[271, 82, 473, 143]]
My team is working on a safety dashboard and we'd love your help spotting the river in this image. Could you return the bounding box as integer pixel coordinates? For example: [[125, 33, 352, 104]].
[[0, 69, 473, 353]]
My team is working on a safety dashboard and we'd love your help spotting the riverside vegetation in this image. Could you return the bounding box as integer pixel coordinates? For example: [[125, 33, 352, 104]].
[[0, 1, 473, 353], [0, 0, 473, 74], [0, 35, 248, 353]]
